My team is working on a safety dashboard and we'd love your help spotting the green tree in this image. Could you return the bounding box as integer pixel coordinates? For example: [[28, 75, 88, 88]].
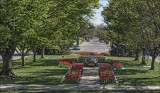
[[0, 0, 51, 76], [0, 0, 99, 76], [102, 0, 160, 69]]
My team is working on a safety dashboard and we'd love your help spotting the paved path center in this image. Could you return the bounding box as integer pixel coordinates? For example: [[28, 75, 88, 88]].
[[79, 67, 100, 86]]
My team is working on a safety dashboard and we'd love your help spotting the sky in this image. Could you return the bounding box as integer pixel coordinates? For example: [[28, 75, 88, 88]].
[[89, 0, 109, 26]]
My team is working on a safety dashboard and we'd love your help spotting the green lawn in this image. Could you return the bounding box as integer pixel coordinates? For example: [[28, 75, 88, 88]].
[[0, 54, 160, 86], [0, 90, 160, 93], [106, 56, 160, 86], [0, 55, 80, 85]]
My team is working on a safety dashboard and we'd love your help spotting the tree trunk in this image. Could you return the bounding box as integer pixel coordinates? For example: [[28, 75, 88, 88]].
[[76, 37, 79, 45], [150, 48, 158, 70], [41, 47, 45, 59], [21, 54, 25, 66], [33, 50, 36, 62], [141, 48, 146, 64], [150, 55, 156, 70], [0, 47, 18, 77], [134, 47, 141, 61]]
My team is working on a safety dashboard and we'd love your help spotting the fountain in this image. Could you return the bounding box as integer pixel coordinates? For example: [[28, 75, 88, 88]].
[[84, 54, 98, 67]]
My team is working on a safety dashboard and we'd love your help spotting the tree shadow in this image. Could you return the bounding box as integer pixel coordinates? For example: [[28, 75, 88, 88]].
[[115, 69, 147, 75], [8, 69, 68, 85], [118, 59, 145, 66], [118, 77, 160, 86], [27, 59, 62, 67]]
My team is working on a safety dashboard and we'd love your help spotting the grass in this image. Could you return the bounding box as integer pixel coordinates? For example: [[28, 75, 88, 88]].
[[0, 55, 80, 85], [0, 54, 160, 86], [0, 90, 160, 93], [106, 56, 160, 67], [105, 56, 160, 86]]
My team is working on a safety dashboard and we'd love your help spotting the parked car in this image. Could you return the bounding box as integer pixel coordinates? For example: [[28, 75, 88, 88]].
[[87, 39, 91, 42], [99, 38, 105, 43], [72, 45, 80, 50], [100, 39, 105, 43]]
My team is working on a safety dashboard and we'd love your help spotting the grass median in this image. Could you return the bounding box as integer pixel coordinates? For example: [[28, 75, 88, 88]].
[[0, 54, 159, 86], [0, 55, 80, 85], [105, 56, 160, 86]]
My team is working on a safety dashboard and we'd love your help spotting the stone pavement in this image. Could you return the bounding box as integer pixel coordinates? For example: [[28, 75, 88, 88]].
[[0, 84, 160, 91], [79, 67, 100, 86]]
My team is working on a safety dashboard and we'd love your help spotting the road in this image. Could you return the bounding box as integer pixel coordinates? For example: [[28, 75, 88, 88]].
[[72, 37, 109, 54], [0, 52, 21, 64], [149, 56, 160, 63], [72, 37, 160, 63], [1, 37, 159, 63]]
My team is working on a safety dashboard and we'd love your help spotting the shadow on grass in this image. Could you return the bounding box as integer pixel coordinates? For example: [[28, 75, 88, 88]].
[[12, 59, 62, 69], [106, 56, 151, 67], [116, 69, 160, 86], [30, 59, 62, 66], [121, 60, 145, 66], [115, 69, 147, 75], [1, 58, 68, 85], [0, 69, 67, 85], [24, 68, 67, 85], [114, 68, 160, 86], [118, 77, 160, 86]]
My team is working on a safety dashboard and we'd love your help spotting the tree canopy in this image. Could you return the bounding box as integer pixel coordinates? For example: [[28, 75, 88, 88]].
[[0, 0, 99, 76], [102, 0, 160, 70]]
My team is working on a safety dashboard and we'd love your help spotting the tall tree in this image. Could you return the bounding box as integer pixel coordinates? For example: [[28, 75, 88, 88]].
[[0, 0, 51, 76], [102, 0, 160, 69], [0, 0, 100, 76]]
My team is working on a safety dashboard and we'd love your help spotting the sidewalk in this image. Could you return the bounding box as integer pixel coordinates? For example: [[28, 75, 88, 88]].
[[0, 55, 21, 64], [0, 51, 32, 64], [149, 56, 160, 63], [79, 67, 100, 86], [0, 84, 160, 91]]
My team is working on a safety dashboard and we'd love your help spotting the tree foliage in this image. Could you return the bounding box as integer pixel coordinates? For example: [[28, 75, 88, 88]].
[[102, 0, 160, 70], [0, 0, 99, 76]]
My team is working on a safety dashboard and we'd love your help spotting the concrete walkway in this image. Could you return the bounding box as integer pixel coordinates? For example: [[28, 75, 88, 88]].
[[79, 67, 100, 86], [0, 84, 160, 91]]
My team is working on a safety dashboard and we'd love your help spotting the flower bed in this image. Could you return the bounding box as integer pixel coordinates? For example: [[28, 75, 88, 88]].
[[64, 64, 84, 84], [62, 58, 74, 63], [97, 57, 106, 63], [76, 57, 86, 63], [80, 52, 96, 55], [103, 52, 110, 56], [107, 59, 123, 70], [112, 62, 123, 70], [96, 53, 104, 56], [59, 61, 71, 68], [99, 64, 115, 84], [58, 58, 76, 68], [71, 64, 83, 71]]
